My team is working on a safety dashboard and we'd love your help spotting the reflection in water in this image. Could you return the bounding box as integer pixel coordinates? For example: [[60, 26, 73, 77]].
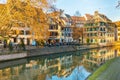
[[0, 47, 119, 80], [46, 66, 91, 80]]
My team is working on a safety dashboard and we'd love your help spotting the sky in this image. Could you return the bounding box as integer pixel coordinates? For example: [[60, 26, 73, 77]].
[[0, 0, 6, 3], [55, 0, 120, 22], [0, 0, 120, 21]]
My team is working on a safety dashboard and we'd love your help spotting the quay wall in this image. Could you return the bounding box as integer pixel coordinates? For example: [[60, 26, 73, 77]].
[[0, 53, 27, 61], [0, 45, 106, 62], [27, 46, 77, 57]]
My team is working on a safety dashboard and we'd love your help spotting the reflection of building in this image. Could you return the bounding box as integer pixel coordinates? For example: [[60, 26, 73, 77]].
[[0, 47, 120, 80], [26, 55, 73, 79], [117, 49, 120, 56], [43, 55, 73, 76], [0, 55, 73, 80], [113, 47, 120, 57], [0, 65, 26, 80], [82, 48, 116, 70]]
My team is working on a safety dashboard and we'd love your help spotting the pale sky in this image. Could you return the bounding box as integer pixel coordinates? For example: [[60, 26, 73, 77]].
[[0, 0, 6, 3], [55, 0, 120, 22], [0, 0, 120, 21]]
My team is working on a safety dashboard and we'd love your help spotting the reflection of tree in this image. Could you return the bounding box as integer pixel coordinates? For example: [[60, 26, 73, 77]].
[[37, 73, 47, 80]]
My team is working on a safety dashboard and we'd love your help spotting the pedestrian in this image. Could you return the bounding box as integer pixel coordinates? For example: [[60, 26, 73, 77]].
[[3, 39, 7, 48], [21, 39, 26, 51], [8, 40, 13, 52]]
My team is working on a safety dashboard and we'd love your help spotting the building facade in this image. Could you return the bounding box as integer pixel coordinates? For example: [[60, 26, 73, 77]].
[[71, 16, 86, 43], [48, 17, 63, 44], [48, 12, 73, 44], [61, 14, 73, 43], [10, 27, 32, 45], [83, 11, 115, 46], [115, 21, 120, 41]]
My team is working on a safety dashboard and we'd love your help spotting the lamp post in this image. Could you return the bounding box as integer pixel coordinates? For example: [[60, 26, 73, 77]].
[[82, 27, 84, 44]]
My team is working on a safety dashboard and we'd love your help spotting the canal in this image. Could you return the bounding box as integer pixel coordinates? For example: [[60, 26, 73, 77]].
[[0, 47, 119, 80]]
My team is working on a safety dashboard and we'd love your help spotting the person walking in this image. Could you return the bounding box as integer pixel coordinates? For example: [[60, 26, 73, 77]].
[[3, 39, 7, 48], [21, 39, 26, 51], [8, 40, 13, 52]]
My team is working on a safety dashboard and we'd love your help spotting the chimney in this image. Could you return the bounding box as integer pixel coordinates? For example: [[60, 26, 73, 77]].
[[94, 11, 99, 16]]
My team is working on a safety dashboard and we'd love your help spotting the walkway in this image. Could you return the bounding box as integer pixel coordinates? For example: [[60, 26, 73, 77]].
[[96, 57, 120, 80]]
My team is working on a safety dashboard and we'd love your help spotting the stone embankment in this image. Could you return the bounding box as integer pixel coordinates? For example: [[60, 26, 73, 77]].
[[27, 46, 76, 57], [0, 45, 104, 62], [0, 53, 27, 61]]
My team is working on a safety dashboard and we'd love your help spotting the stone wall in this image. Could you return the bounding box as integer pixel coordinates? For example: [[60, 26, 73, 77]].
[[0, 45, 100, 61], [27, 46, 77, 57], [0, 53, 27, 61]]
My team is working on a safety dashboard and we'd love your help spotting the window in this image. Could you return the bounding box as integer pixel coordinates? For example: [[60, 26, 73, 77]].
[[103, 28, 105, 31], [100, 33, 103, 36], [68, 33, 71, 37], [87, 33, 89, 37], [87, 28, 89, 31], [118, 29, 120, 31], [100, 28, 103, 31], [94, 33, 97, 36], [100, 22, 105, 26], [90, 33, 92, 36], [49, 25, 58, 30], [0, 40, 2, 44], [26, 31, 30, 35], [62, 33, 64, 36], [90, 28, 92, 31], [118, 33, 120, 36], [91, 39, 93, 42], [14, 38, 17, 43], [100, 39, 105, 43], [50, 32, 58, 36]]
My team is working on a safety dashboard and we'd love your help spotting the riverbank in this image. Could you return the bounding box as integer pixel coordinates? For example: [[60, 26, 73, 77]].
[[87, 57, 120, 80], [0, 45, 112, 62]]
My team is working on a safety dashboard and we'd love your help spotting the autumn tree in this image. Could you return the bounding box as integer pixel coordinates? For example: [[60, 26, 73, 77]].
[[0, 0, 56, 42], [72, 26, 84, 43], [0, 4, 12, 37]]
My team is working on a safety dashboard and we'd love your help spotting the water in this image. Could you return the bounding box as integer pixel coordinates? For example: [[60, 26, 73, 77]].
[[0, 47, 119, 80]]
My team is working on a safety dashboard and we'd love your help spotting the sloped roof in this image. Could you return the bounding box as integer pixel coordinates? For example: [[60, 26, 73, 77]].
[[86, 11, 112, 23], [65, 14, 71, 18], [71, 16, 86, 22], [85, 14, 93, 20], [99, 14, 111, 22]]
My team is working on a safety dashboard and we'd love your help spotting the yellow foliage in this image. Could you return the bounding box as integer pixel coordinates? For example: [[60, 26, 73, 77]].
[[0, 0, 56, 40]]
